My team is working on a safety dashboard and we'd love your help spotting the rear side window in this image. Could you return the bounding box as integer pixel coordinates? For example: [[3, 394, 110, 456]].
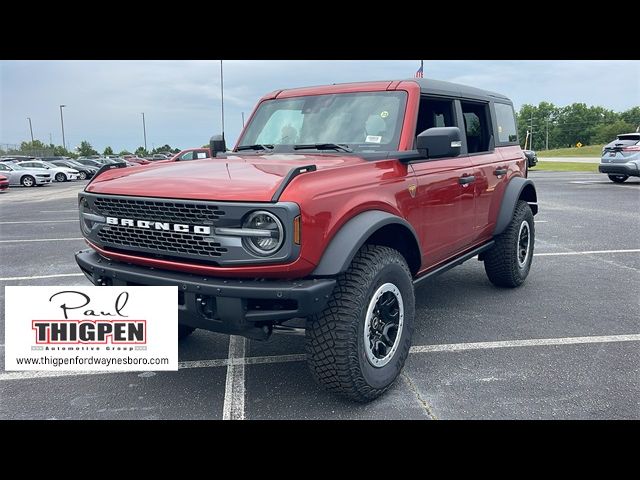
[[494, 103, 518, 143], [461, 101, 493, 154], [195, 151, 208, 159]]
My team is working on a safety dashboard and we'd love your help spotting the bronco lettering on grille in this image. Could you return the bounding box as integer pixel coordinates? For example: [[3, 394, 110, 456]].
[[105, 216, 211, 235]]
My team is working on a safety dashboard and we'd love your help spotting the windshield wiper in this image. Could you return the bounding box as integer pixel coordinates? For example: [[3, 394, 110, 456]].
[[293, 143, 353, 153], [236, 144, 274, 151]]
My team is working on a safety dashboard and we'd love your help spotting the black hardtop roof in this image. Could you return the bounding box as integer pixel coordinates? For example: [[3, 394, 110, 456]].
[[409, 78, 512, 103]]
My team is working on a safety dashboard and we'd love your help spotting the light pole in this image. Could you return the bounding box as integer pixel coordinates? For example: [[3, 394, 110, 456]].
[[59, 105, 67, 150], [27, 118, 34, 143], [545, 116, 550, 151], [141, 112, 147, 152]]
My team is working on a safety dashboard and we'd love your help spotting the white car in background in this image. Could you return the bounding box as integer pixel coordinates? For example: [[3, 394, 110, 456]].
[[17, 160, 80, 182]]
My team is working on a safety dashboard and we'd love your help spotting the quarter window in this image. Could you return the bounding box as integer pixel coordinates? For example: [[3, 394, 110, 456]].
[[494, 103, 518, 143]]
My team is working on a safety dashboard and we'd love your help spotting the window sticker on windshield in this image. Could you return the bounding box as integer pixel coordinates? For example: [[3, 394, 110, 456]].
[[380, 111, 389, 118], [366, 135, 382, 143]]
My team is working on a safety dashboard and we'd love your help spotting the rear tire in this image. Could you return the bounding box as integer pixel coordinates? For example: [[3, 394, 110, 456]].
[[21, 175, 35, 187], [178, 324, 195, 340], [608, 174, 628, 183], [484, 200, 535, 288], [306, 245, 415, 402]]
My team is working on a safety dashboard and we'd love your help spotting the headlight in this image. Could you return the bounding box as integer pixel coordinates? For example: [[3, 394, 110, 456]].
[[241, 210, 284, 256]]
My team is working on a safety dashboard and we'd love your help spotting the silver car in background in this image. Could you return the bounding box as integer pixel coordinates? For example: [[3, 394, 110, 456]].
[[0, 162, 52, 187], [599, 133, 640, 183]]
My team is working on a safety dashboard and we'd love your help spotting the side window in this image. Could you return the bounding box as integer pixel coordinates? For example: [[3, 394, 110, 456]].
[[181, 151, 195, 161], [494, 103, 518, 143], [461, 101, 493, 154], [195, 151, 208, 159], [415, 97, 456, 136], [0, 164, 8, 171]]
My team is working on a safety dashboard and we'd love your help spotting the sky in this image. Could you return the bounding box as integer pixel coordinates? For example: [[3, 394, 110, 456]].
[[1, 60, 638, 153]]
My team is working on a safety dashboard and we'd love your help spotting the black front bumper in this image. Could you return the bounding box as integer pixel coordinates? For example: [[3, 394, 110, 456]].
[[599, 163, 639, 177], [75, 249, 335, 340]]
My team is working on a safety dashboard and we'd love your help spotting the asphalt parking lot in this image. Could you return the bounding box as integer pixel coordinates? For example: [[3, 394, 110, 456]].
[[1, 171, 639, 419]]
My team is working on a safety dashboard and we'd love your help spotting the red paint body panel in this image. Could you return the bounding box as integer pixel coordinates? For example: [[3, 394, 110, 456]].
[[83, 80, 527, 280], [0, 175, 8, 190]]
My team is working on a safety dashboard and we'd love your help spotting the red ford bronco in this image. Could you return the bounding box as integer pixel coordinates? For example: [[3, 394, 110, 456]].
[[76, 78, 538, 401]]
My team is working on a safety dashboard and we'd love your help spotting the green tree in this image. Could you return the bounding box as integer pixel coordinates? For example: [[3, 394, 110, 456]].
[[592, 120, 636, 144], [103, 146, 114, 156], [20, 139, 48, 151], [118, 150, 132, 156], [135, 146, 148, 156], [151, 144, 174, 154], [620, 107, 640, 131], [77, 141, 98, 156]]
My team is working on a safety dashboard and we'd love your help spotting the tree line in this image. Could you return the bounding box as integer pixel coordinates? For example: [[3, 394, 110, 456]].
[[1, 140, 181, 158], [517, 103, 639, 151], [4, 102, 639, 157]]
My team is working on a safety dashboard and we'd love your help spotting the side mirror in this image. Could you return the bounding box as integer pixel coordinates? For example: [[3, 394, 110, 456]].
[[210, 134, 226, 157], [416, 127, 462, 159]]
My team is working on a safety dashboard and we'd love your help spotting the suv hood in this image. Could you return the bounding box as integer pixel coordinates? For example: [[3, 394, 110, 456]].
[[86, 154, 365, 201]]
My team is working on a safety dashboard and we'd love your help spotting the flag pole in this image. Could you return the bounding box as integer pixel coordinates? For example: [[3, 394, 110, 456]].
[[220, 60, 225, 141]]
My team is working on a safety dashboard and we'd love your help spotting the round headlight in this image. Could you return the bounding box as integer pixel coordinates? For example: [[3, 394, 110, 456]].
[[241, 210, 284, 256]]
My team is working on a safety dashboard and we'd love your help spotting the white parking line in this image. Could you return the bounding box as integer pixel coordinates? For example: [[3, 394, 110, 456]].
[[0, 238, 83, 244], [535, 249, 640, 257], [0, 220, 77, 224], [1, 333, 638, 382], [0, 273, 85, 281], [222, 336, 247, 421], [39, 210, 78, 213]]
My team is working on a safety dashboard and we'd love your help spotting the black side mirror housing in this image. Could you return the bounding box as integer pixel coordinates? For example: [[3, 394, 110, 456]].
[[210, 134, 226, 157], [416, 127, 462, 159]]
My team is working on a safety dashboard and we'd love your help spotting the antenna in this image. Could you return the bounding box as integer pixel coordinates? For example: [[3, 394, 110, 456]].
[[220, 60, 225, 141]]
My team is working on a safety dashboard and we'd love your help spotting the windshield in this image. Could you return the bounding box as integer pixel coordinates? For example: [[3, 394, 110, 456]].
[[43, 161, 58, 169], [11, 164, 24, 170], [68, 161, 85, 168], [237, 91, 407, 153]]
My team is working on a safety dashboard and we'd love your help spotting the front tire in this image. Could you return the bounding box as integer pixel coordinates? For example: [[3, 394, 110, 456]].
[[608, 174, 628, 183], [79, 171, 87, 180], [306, 245, 415, 402], [21, 175, 35, 187], [55, 172, 66, 182], [484, 200, 535, 287]]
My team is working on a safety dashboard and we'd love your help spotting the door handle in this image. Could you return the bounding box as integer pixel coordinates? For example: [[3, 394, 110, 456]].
[[494, 168, 508, 176], [459, 175, 475, 185]]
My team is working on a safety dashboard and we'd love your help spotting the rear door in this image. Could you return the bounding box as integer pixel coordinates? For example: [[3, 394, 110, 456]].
[[410, 96, 476, 268], [459, 100, 509, 241]]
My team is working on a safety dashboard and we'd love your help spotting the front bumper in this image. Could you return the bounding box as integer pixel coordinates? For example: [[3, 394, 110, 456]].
[[75, 249, 335, 340], [599, 163, 639, 177], [35, 177, 52, 184]]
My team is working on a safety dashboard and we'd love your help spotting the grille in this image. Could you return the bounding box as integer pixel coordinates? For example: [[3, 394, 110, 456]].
[[97, 225, 228, 258], [93, 197, 225, 224]]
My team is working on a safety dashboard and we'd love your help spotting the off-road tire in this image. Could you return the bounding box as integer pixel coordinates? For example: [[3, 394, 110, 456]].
[[178, 324, 195, 340], [484, 200, 534, 288], [608, 174, 628, 183], [306, 245, 415, 402]]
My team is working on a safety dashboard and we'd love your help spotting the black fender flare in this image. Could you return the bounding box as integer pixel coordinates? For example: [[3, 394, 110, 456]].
[[494, 177, 538, 236], [311, 210, 421, 276]]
